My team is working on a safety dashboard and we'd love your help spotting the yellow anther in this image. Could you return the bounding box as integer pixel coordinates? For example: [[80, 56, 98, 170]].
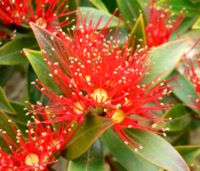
[[112, 109, 125, 123], [92, 88, 108, 103], [25, 153, 39, 166]]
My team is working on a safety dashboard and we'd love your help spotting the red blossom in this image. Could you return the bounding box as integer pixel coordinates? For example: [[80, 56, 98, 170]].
[[0, 0, 72, 32], [184, 56, 200, 109], [145, 0, 184, 47], [29, 15, 172, 148], [0, 119, 74, 170]]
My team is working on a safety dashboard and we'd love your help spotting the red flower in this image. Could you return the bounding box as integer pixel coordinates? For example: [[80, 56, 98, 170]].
[[0, 0, 71, 32], [145, 0, 184, 47], [184, 56, 200, 109], [30, 15, 171, 148], [0, 119, 74, 170]]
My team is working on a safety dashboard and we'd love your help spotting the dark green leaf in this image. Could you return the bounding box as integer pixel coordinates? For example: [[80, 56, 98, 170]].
[[89, 0, 109, 12], [10, 101, 31, 134], [162, 104, 192, 132], [102, 0, 117, 13], [64, 115, 112, 160], [0, 36, 37, 65], [157, 0, 200, 17], [126, 129, 190, 171], [24, 49, 60, 93], [27, 65, 42, 103], [0, 87, 16, 115], [169, 71, 199, 114], [102, 129, 159, 171], [117, 0, 146, 29], [130, 14, 146, 46], [176, 145, 200, 164], [0, 66, 14, 86], [0, 111, 18, 153], [143, 39, 191, 84], [68, 140, 104, 171]]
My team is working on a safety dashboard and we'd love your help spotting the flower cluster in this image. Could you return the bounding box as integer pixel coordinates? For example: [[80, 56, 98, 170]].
[[0, 0, 71, 40], [0, 118, 74, 170], [29, 15, 172, 149], [184, 55, 200, 109], [145, 0, 184, 47]]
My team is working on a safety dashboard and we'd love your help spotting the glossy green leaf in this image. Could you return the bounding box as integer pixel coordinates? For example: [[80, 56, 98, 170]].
[[0, 36, 37, 65], [89, 0, 109, 12], [117, 0, 146, 29], [176, 145, 200, 164], [0, 87, 16, 115], [68, 140, 104, 171], [126, 129, 190, 171], [64, 115, 112, 160], [157, 0, 200, 17], [143, 39, 191, 84], [102, 129, 159, 171], [79, 7, 125, 29], [169, 71, 200, 114], [130, 14, 146, 46], [24, 49, 60, 93], [162, 104, 192, 132], [0, 111, 18, 153]]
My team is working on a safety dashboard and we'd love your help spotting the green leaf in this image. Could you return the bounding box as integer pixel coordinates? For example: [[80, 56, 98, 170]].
[[10, 101, 31, 134], [162, 104, 192, 132], [0, 36, 37, 65], [27, 65, 42, 103], [143, 39, 191, 84], [68, 140, 104, 171], [171, 17, 198, 40], [79, 7, 125, 29], [102, 129, 159, 171], [192, 17, 200, 29], [169, 71, 199, 114], [126, 129, 190, 171], [117, 0, 146, 29], [66, 0, 78, 29], [157, 0, 200, 17], [24, 49, 60, 93], [89, 0, 109, 13], [130, 14, 146, 46], [0, 111, 18, 153], [176, 145, 200, 164], [0, 87, 16, 115], [64, 115, 112, 160], [0, 66, 14, 86]]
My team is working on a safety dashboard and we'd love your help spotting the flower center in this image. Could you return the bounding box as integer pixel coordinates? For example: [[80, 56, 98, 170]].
[[25, 153, 39, 166], [73, 101, 84, 114], [35, 18, 47, 28], [92, 88, 108, 103], [112, 109, 125, 123]]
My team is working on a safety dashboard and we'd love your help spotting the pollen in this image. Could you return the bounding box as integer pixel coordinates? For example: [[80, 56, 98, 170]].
[[112, 109, 125, 123], [92, 88, 108, 103], [73, 101, 84, 114], [25, 153, 39, 166]]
